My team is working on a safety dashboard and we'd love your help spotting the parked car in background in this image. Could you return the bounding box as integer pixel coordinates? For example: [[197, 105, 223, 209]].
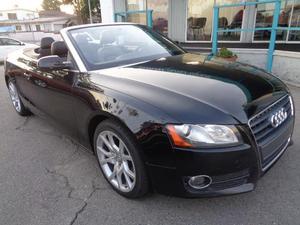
[[0, 37, 37, 62], [4, 23, 295, 198]]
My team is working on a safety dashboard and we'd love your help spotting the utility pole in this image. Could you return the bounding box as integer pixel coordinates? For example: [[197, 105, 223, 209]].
[[88, 0, 93, 24]]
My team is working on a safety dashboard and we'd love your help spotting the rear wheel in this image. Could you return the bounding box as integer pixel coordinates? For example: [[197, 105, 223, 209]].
[[8, 80, 31, 116], [94, 119, 149, 198]]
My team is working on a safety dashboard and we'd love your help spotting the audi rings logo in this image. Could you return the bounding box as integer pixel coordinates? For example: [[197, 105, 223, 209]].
[[270, 108, 288, 128]]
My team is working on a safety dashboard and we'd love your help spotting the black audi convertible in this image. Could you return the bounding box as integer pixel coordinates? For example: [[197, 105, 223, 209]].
[[4, 23, 295, 198]]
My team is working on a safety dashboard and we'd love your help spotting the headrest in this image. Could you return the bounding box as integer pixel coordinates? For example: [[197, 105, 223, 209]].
[[51, 41, 68, 57], [40, 37, 55, 49], [75, 34, 89, 44], [101, 31, 116, 45]]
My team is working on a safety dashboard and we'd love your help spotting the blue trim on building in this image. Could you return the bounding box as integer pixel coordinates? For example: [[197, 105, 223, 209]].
[[212, 0, 292, 72]]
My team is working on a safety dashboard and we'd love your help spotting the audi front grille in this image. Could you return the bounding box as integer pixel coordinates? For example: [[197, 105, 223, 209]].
[[249, 95, 294, 171]]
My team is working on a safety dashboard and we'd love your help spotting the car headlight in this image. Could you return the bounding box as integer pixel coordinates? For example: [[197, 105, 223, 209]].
[[166, 124, 241, 148]]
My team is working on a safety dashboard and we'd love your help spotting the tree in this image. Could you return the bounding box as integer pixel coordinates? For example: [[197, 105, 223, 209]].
[[81, 0, 101, 23], [62, 0, 100, 24], [42, 0, 62, 11]]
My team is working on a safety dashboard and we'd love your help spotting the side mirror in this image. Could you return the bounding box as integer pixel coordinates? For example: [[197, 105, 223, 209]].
[[37, 55, 72, 71], [20, 42, 25, 46]]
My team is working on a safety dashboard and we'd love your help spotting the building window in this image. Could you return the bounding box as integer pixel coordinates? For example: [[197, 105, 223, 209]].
[[15, 25, 22, 31], [148, 0, 168, 36], [7, 13, 17, 20], [36, 25, 41, 31], [0, 13, 3, 17], [127, 0, 146, 10], [125, 0, 168, 35], [126, 0, 147, 25], [187, 0, 215, 41], [254, 0, 300, 42], [254, 1, 291, 41], [44, 23, 52, 32], [187, 0, 243, 42], [217, 0, 244, 41], [53, 24, 64, 32], [288, 0, 300, 41]]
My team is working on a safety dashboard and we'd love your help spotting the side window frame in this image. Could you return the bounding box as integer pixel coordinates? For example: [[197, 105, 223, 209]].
[[2, 38, 21, 46]]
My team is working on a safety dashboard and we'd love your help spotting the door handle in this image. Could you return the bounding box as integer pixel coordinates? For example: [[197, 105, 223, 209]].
[[23, 72, 32, 80], [34, 79, 47, 88]]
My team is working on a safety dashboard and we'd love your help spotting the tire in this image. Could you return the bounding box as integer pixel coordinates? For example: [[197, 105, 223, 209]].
[[8, 79, 31, 116], [93, 119, 149, 198]]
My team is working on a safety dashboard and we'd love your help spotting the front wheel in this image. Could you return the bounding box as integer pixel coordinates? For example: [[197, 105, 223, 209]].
[[94, 119, 149, 198], [8, 79, 31, 116]]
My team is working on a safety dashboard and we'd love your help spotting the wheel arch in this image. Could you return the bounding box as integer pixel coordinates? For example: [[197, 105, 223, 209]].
[[87, 112, 136, 153], [5, 75, 10, 88]]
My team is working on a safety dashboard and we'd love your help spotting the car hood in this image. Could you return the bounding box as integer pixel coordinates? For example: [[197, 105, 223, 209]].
[[89, 53, 288, 124]]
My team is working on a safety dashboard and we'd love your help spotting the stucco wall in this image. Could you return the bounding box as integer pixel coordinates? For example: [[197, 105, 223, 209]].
[[230, 48, 300, 86], [273, 51, 300, 86]]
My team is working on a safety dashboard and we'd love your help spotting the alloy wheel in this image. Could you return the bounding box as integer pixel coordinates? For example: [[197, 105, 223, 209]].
[[96, 130, 136, 192], [8, 82, 21, 112]]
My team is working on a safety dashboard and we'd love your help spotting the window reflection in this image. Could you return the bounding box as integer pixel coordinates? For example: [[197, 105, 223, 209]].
[[254, 1, 292, 41], [289, 0, 300, 41], [187, 0, 214, 41], [127, 0, 146, 10], [126, 0, 147, 25], [218, 0, 243, 41], [126, 0, 168, 35], [187, 0, 243, 41], [148, 0, 168, 36]]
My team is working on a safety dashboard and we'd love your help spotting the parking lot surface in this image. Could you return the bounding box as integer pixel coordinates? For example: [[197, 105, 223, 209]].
[[1, 66, 300, 225]]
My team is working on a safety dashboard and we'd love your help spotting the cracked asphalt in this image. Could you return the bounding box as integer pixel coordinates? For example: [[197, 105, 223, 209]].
[[1, 65, 300, 225]]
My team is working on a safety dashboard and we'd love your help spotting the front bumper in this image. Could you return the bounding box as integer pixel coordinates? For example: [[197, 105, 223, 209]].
[[147, 143, 259, 197], [146, 122, 294, 197]]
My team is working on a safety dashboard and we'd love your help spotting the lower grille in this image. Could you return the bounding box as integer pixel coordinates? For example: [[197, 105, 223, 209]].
[[249, 95, 294, 169], [210, 169, 249, 190]]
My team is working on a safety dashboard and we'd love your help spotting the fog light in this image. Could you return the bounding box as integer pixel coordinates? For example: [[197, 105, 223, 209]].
[[188, 175, 212, 189]]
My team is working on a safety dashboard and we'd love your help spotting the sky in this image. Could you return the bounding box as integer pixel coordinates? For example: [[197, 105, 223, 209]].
[[0, 0, 74, 14]]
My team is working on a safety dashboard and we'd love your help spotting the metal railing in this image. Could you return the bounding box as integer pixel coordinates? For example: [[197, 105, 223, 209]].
[[212, 0, 300, 72]]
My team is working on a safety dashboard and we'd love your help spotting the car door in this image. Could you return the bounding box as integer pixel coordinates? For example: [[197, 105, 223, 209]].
[[16, 55, 79, 139]]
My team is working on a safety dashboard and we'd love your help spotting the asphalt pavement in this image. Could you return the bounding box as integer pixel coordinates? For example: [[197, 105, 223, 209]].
[[1, 66, 300, 225]]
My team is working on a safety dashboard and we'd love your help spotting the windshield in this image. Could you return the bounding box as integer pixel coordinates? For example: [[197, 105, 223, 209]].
[[68, 25, 185, 70]]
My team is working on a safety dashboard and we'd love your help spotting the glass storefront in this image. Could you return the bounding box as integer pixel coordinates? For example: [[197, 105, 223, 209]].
[[148, 0, 168, 36], [187, 0, 243, 41], [254, 0, 300, 42], [126, 0, 168, 35], [126, 0, 147, 26], [218, 0, 244, 41], [254, 1, 292, 41], [287, 0, 300, 41], [187, 0, 215, 41], [124, 0, 300, 43]]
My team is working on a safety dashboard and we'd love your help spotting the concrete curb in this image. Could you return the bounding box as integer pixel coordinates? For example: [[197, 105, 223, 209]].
[[285, 80, 300, 89]]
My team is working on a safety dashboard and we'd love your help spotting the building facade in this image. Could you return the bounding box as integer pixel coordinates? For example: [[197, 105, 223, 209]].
[[100, 0, 300, 85], [100, 0, 300, 50], [0, 8, 39, 21], [0, 8, 76, 33]]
